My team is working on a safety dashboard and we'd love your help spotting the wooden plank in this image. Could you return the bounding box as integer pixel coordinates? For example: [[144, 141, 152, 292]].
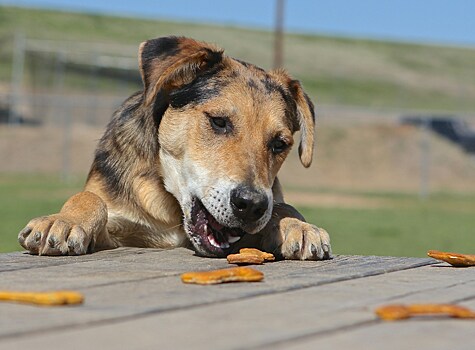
[[260, 268, 475, 350], [0, 248, 230, 290], [0, 250, 433, 340], [0, 249, 434, 291], [0, 263, 473, 350], [277, 300, 475, 350], [0, 247, 165, 272]]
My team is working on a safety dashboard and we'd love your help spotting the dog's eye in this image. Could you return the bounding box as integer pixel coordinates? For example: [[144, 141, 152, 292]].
[[208, 115, 232, 135], [211, 117, 227, 129], [269, 138, 288, 154]]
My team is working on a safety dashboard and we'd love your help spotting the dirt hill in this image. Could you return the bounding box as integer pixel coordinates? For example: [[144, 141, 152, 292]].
[[2, 121, 474, 194], [280, 122, 475, 193]]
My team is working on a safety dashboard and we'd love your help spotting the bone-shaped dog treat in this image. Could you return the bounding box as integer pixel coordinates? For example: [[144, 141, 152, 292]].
[[227, 248, 275, 265], [0, 290, 84, 306], [375, 304, 475, 321], [428, 250, 475, 267], [181, 267, 264, 284]]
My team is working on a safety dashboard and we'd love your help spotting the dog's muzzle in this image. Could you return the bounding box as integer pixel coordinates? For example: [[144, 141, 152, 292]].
[[184, 185, 271, 257], [186, 198, 247, 257]]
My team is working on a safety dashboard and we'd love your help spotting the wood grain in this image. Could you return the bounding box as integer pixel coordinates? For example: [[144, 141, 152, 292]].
[[1, 248, 472, 350]]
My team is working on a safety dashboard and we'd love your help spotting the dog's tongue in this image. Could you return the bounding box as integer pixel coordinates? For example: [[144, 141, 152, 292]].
[[190, 198, 243, 252], [204, 211, 230, 248], [210, 214, 241, 248], [195, 209, 208, 228], [208, 214, 224, 231], [207, 232, 229, 249]]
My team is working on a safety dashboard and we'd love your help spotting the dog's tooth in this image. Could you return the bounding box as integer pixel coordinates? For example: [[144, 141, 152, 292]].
[[220, 241, 230, 249], [228, 235, 241, 244], [208, 234, 220, 248]]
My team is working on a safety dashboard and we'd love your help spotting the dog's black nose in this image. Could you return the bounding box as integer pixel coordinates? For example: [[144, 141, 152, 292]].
[[230, 186, 269, 222]]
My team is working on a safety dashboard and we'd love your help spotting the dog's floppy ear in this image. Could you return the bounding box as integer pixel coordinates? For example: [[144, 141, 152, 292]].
[[288, 79, 315, 168], [138, 36, 224, 106], [270, 70, 315, 168]]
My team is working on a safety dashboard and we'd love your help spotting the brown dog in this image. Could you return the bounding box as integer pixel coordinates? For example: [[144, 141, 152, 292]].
[[18, 36, 331, 260]]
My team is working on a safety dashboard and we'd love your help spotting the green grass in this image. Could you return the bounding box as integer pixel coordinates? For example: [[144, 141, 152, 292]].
[[1, 174, 474, 257], [0, 174, 84, 252], [1, 6, 475, 112], [297, 193, 475, 258]]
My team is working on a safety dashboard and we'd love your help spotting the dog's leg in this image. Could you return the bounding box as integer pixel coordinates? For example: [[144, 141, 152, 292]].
[[259, 179, 332, 260], [18, 191, 115, 255]]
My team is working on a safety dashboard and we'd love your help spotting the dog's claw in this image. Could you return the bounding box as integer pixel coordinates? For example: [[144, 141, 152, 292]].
[[311, 243, 323, 260], [291, 241, 301, 256], [18, 215, 91, 256], [277, 218, 332, 261]]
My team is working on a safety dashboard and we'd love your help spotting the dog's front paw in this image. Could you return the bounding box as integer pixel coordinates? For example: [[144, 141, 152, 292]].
[[278, 218, 332, 260], [18, 215, 93, 256]]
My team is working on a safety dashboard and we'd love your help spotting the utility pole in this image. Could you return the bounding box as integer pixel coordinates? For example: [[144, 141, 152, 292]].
[[273, 0, 285, 69]]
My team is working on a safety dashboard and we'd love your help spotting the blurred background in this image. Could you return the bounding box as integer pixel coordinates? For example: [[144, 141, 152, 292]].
[[0, 0, 474, 256]]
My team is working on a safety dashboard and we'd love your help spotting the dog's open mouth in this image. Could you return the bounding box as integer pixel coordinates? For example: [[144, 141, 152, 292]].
[[186, 198, 245, 257]]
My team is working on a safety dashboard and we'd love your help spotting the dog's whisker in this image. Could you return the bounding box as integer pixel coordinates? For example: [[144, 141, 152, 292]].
[[160, 223, 184, 233]]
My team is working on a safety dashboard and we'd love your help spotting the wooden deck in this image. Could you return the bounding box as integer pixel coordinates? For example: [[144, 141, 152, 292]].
[[1, 247, 474, 349]]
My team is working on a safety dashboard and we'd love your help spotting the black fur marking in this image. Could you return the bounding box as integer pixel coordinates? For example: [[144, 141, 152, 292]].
[[235, 58, 250, 68], [204, 48, 224, 70], [303, 92, 316, 124], [169, 65, 227, 109], [287, 79, 315, 126], [141, 37, 224, 113], [228, 69, 239, 79], [261, 76, 286, 96], [88, 92, 160, 199], [247, 78, 259, 90], [89, 149, 125, 198], [141, 37, 180, 89], [260, 76, 299, 131], [153, 37, 180, 58], [152, 89, 170, 127], [235, 58, 265, 72], [119, 91, 143, 121], [142, 37, 179, 65]]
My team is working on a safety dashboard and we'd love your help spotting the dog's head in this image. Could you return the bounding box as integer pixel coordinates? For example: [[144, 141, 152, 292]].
[[139, 36, 315, 257]]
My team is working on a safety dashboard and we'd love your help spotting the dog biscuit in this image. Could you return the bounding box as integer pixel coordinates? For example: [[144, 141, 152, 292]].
[[376, 303, 475, 321], [181, 267, 264, 284], [239, 248, 275, 261], [227, 253, 265, 264], [0, 290, 84, 306], [428, 250, 475, 267], [227, 248, 275, 265]]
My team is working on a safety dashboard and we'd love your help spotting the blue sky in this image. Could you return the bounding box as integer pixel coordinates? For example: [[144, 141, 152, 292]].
[[2, 0, 474, 47]]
